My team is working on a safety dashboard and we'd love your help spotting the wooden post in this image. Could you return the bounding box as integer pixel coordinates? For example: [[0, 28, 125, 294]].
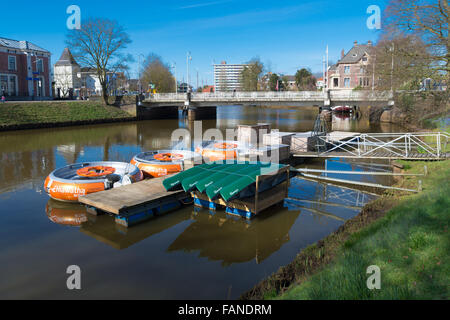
[[285, 166, 290, 198], [255, 175, 260, 216]]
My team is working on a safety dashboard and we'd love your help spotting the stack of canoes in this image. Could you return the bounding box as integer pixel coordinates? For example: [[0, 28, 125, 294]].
[[163, 161, 288, 202]]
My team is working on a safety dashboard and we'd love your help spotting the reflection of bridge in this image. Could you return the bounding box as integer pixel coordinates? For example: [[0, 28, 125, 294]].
[[144, 90, 394, 108]]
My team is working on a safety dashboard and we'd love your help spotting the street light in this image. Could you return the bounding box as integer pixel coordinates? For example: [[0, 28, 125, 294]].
[[390, 43, 395, 92], [171, 62, 177, 94], [138, 54, 145, 94], [186, 51, 192, 91]]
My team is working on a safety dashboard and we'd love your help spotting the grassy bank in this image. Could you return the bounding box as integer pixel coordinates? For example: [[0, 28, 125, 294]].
[[0, 101, 134, 130], [275, 159, 448, 299], [242, 123, 449, 300]]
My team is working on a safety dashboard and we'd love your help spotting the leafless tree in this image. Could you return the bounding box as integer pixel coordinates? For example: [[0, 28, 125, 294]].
[[66, 18, 132, 104], [384, 0, 449, 79], [368, 35, 434, 90]]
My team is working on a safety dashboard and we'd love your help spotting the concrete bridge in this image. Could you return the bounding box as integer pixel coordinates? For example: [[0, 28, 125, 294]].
[[139, 90, 394, 120]]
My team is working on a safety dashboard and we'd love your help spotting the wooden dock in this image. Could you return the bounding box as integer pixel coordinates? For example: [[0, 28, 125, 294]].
[[79, 175, 190, 227]]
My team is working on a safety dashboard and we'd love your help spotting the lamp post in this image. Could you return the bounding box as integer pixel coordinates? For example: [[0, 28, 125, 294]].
[[171, 62, 177, 94], [138, 54, 145, 94], [390, 43, 395, 92], [186, 51, 192, 92]]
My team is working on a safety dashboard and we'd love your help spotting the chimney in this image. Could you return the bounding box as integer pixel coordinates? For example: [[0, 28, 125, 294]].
[[341, 49, 345, 59], [368, 40, 373, 46], [354, 40, 358, 47]]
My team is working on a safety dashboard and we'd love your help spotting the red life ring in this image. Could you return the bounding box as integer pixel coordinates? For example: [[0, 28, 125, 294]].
[[153, 153, 184, 162], [76, 166, 116, 178], [213, 143, 238, 150]]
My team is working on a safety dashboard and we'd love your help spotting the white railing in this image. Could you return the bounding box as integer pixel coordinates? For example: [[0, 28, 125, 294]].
[[314, 132, 449, 159], [147, 90, 393, 102]]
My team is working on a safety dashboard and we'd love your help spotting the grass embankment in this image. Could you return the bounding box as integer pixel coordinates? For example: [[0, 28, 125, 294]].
[[276, 159, 449, 299], [0, 101, 134, 130], [242, 123, 449, 300]]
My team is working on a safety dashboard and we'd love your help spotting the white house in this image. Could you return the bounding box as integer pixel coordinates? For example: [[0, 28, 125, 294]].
[[53, 48, 119, 99], [53, 48, 80, 98]]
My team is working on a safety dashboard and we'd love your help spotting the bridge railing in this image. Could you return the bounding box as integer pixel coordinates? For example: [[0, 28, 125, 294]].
[[147, 90, 393, 102], [147, 90, 392, 101], [150, 91, 326, 101]]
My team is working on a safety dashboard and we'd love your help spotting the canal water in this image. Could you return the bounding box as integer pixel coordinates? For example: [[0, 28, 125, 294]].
[[0, 106, 402, 299]]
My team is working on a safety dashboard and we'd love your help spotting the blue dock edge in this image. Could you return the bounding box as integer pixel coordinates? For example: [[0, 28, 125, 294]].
[[115, 196, 192, 227], [193, 195, 254, 220]]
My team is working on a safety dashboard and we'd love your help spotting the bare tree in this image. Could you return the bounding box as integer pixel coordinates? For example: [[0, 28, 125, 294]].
[[384, 0, 449, 78], [368, 35, 433, 90], [66, 18, 132, 104], [141, 54, 176, 93]]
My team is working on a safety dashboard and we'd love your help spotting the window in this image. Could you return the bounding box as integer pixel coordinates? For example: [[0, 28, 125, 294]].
[[36, 59, 44, 73], [344, 78, 350, 87], [9, 76, 17, 96], [333, 78, 339, 87], [0, 74, 17, 96], [8, 56, 16, 71], [0, 76, 7, 95], [344, 66, 350, 74], [359, 77, 370, 87]]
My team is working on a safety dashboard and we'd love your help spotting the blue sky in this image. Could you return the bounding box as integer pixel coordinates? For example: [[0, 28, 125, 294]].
[[2, 0, 386, 85]]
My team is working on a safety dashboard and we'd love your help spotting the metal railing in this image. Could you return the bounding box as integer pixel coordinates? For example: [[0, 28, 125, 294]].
[[146, 90, 393, 102], [314, 132, 449, 159]]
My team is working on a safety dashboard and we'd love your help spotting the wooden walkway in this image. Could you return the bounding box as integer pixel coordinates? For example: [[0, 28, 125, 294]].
[[79, 175, 190, 227]]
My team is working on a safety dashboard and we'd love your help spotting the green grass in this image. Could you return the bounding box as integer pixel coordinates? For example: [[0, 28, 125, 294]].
[[0, 101, 132, 127], [277, 159, 450, 300]]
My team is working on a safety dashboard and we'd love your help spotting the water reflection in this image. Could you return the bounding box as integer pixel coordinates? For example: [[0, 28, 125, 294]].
[[286, 178, 377, 222], [168, 209, 300, 266], [79, 209, 191, 250], [46, 199, 88, 226]]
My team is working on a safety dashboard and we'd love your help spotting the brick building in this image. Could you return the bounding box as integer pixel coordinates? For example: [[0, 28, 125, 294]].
[[327, 41, 374, 90], [0, 37, 52, 99]]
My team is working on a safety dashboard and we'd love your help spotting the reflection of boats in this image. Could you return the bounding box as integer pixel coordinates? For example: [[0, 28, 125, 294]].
[[44, 162, 143, 202], [195, 141, 250, 161], [167, 209, 300, 266], [45, 199, 88, 226], [331, 105, 353, 113], [131, 150, 201, 178], [79, 209, 192, 249]]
